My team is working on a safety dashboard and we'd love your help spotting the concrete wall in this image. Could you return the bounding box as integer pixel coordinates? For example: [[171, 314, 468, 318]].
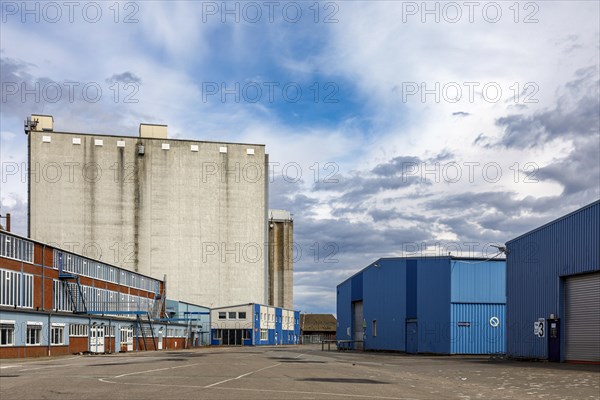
[[28, 130, 267, 307], [268, 211, 293, 309]]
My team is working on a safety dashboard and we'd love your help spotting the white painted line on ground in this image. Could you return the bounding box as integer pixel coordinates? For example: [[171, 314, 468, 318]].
[[114, 362, 201, 378], [203, 363, 282, 388], [98, 378, 415, 399], [114, 367, 172, 378], [0, 365, 19, 369]]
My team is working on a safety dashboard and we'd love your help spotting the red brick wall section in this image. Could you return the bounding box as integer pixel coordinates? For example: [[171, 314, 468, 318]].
[[48, 346, 71, 357], [43, 278, 54, 310], [68, 337, 88, 354], [0, 346, 49, 358], [33, 275, 44, 309]]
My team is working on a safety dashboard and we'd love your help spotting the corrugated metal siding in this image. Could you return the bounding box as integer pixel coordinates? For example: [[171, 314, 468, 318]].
[[451, 260, 506, 303], [451, 303, 505, 354], [565, 272, 600, 362], [417, 258, 451, 354], [351, 273, 363, 302], [506, 201, 600, 360], [362, 258, 407, 351], [336, 280, 352, 340]]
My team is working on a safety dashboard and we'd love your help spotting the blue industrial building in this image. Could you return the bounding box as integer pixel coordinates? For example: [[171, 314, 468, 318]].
[[506, 200, 599, 363], [210, 303, 300, 346], [337, 256, 506, 354]]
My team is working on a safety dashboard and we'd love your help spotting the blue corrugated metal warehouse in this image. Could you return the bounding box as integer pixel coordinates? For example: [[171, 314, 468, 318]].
[[337, 256, 506, 354], [506, 200, 599, 363]]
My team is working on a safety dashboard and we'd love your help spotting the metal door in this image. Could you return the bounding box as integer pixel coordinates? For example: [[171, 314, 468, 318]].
[[91, 326, 105, 353], [352, 301, 363, 350], [126, 327, 133, 351], [565, 272, 600, 362], [158, 329, 164, 350], [406, 321, 418, 354]]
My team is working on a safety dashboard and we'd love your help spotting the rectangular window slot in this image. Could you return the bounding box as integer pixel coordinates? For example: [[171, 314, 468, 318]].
[[246, 148, 255, 155], [42, 136, 51, 143], [94, 139, 103, 146], [162, 143, 170, 150], [191, 145, 199, 152], [117, 141, 126, 148], [72, 138, 81, 145], [220, 147, 228, 153]]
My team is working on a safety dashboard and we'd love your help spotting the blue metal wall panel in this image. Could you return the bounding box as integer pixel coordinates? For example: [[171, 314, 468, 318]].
[[451, 303, 505, 354], [275, 308, 283, 345], [362, 259, 407, 351], [451, 260, 506, 304], [506, 201, 600, 360], [294, 311, 301, 336], [406, 260, 417, 318], [336, 279, 353, 340], [351, 272, 363, 302], [416, 258, 451, 354]]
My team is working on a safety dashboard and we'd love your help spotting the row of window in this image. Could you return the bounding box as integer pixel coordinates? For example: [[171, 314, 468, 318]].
[[53, 280, 155, 316], [256, 312, 298, 325], [0, 233, 34, 263], [0, 268, 34, 308], [166, 328, 187, 337], [2, 323, 126, 346], [53, 249, 160, 293], [218, 311, 247, 320], [0, 323, 64, 346]]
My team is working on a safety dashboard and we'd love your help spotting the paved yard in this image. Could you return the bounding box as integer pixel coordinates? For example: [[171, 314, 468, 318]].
[[1, 345, 599, 399]]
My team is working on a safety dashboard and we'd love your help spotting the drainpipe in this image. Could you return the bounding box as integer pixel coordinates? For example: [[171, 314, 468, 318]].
[[42, 244, 45, 311], [109, 319, 112, 353], [47, 313, 52, 356]]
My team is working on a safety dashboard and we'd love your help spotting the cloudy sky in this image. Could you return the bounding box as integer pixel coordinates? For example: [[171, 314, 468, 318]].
[[1, 1, 599, 314]]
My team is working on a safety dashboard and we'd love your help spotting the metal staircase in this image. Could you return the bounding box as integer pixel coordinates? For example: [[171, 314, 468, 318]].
[[151, 289, 166, 320], [136, 313, 157, 351], [59, 274, 88, 314]]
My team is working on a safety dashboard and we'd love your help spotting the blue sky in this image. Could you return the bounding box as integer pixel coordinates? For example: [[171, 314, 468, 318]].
[[1, 1, 599, 314]]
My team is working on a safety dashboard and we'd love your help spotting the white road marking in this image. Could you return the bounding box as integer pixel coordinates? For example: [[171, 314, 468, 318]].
[[203, 363, 281, 388], [0, 365, 19, 369], [114, 362, 201, 378], [98, 378, 415, 399]]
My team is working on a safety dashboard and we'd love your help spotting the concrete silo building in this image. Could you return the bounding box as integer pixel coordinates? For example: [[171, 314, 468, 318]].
[[25, 114, 284, 308]]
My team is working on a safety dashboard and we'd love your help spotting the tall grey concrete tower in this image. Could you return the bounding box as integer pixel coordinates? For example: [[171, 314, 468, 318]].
[[27, 114, 269, 307], [268, 209, 293, 309]]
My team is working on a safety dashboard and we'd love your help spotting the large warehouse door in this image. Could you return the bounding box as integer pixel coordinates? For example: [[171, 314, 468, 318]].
[[565, 272, 600, 362], [352, 301, 364, 350]]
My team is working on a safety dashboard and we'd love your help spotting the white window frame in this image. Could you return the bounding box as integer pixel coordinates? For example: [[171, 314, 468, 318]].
[[26, 323, 42, 346], [0, 321, 15, 346], [69, 324, 89, 337], [260, 329, 268, 341], [51, 325, 65, 345]]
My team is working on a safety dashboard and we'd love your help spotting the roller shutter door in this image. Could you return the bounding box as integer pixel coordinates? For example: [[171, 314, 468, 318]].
[[352, 301, 363, 350], [565, 272, 600, 362]]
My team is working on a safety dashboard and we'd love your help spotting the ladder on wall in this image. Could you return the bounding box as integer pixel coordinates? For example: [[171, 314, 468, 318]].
[[59, 274, 88, 314], [136, 313, 157, 351]]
